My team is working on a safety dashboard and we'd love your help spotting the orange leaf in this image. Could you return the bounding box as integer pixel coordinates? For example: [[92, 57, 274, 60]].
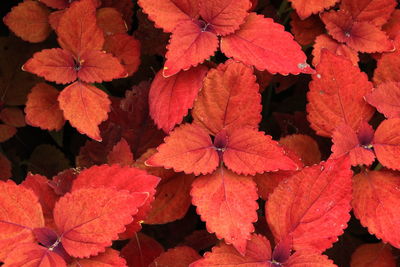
[[58, 82, 111, 141], [3, 243, 66, 267], [0, 107, 26, 128], [0, 180, 45, 261], [150, 246, 200, 267], [372, 118, 400, 170], [149, 65, 208, 133], [286, 252, 337, 266], [40, 0, 69, 10], [146, 124, 219, 175], [54, 187, 148, 258], [190, 166, 258, 254], [107, 138, 134, 166], [163, 21, 218, 77], [97, 7, 127, 36], [290, 13, 325, 46], [366, 82, 400, 119], [350, 243, 396, 267], [266, 157, 352, 252], [373, 36, 400, 85], [279, 134, 321, 166], [383, 9, 400, 40], [288, 0, 340, 20], [192, 60, 261, 135], [3, 0, 51, 43], [352, 170, 400, 249], [221, 13, 314, 75], [25, 83, 65, 131], [138, 0, 199, 33], [307, 50, 374, 137], [69, 248, 127, 267]]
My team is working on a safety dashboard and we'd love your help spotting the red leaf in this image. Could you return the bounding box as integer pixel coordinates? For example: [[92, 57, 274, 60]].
[[54, 187, 148, 258], [49, 169, 78, 196], [350, 243, 396, 267], [103, 33, 141, 76], [192, 60, 261, 135], [286, 252, 337, 266], [254, 171, 296, 201], [199, 0, 251, 36], [107, 138, 134, 166], [190, 234, 271, 267], [0, 108, 25, 128], [3, 0, 51, 43], [145, 172, 195, 224], [221, 13, 314, 75], [190, 166, 258, 254], [290, 13, 325, 46], [77, 50, 127, 83], [3, 243, 66, 267], [0, 180, 45, 261], [146, 124, 219, 175], [220, 128, 299, 175], [23, 48, 76, 84], [340, 0, 397, 27], [149, 65, 208, 133], [150, 246, 201, 267], [288, 0, 340, 20], [57, 0, 104, 56], [163, 21, 218, 77], [321, 10, 394, 53], [331, 123, 375, 166], [120, 233, 164, 267], [365, 82, 400, 119], [0, 124, 16, 142], [352, 170, 400, 249], [70, 248, 127, 267], [40, 0, 69, 9], [372, 118, 400, 170], [138, 0, 199, 33], [373, 36, 400, 85], [58, 82, 111, 141], [383, 10, 400, 40], [266, 157, 353, 252], [25, 83, 65, 131], [0, 153, 11, 181], [279, 134, 321, 166], [307, 50, 374, 137], [97, 7, 127, 36]]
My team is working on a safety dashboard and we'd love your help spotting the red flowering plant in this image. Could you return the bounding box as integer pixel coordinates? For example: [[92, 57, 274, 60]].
[[1, 0, 400, 266]]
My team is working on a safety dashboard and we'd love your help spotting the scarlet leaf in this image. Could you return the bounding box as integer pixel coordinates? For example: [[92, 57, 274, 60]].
[[163, 21, 218, 77], [23, 48, 76, 84], [321, 10, 394, 53], [288, 0, 340, 20], [58, 82, 111, 141], [190, 166, 258, 254], [3, 0, 51, 43], [0, 180, 45, 261], [57, 0, 104, 55], [150, 246, 201, 267], [307, 50, 374, 137], [97, 7, 127, 36], [149, 65, 208, 133], [373, 36, 400, 85], [190, 234, 272, 267], [146, 124, 219, 175], [221, 128, 299, 175], [199, 0, 251, 36], [279, 134, 321, 166], [254, 171, 296, 201], [372, 118, 400, 170], [54, 187, 148, 258], [350, 243, 396, 267], [365, 82, 400, 119], [138, 0, 199, 33], [286, 252, 337, 267], [192, 61, 261, 135], [3, 243, 66, 267], [25, 83, 65, 131], [352, 170, 400, 249], [383, 10, 400, 40], [266, 157, 353, 252], [70, 248, 127, 267], [0, 153, 11, 181], [107, 138, 134, 166], [221, 13, 314, 75], [120, 233, 164, 267], [49, 169, 78, 196]]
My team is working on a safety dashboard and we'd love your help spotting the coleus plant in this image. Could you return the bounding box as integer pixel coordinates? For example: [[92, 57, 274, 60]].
[[1, 0, 400, 266]]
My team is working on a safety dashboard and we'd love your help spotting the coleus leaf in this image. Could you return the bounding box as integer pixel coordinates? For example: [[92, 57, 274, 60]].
[[307, 50, 374, 137], [149, 246, 201, 267], [137, 0, 199, 33], [0, 153, 11, 181], [352, 170, 400, 249], [365, 82, 400, 119], [190, 166, 258, 255], [3, 0, 51, 43], [288, 0, 340, 20], [290, 13, 325, 46], [0, 124, 16, 142], [58, 82, 111, 141], [96, 7, 127, 36], [69, 248, 127, 267], [373, 36, 400, 85], [192, 60, 261, 135], [383, 10, 400, 40], [107, 138, 134, 166], [0, 180, 45, 261], [266, 156, 352, 252], [149, 65, 208, 133], [279, 134, 321, 166], [163, 21, 219, 77], [350, 243, 396, 267], [53, 187, 148, 258], [0, 108, 25, 128], [372, 118, 400, 170], [221, 13, 314, 75], [3, 243, 66, 267], [25, 83, 65, 131]]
